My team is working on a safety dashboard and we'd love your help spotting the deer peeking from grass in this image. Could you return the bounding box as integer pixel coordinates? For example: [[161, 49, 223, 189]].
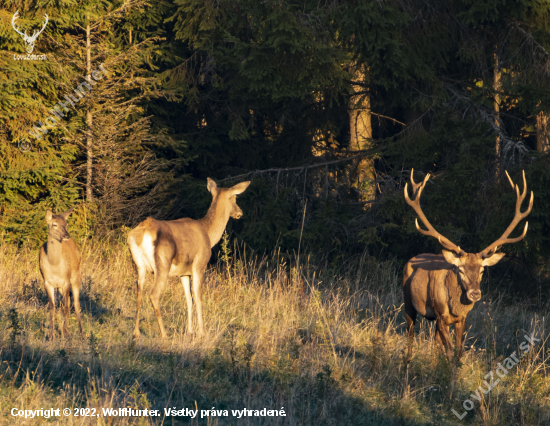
[[39, 208, 83, 340], [403, 170, 533, 362]]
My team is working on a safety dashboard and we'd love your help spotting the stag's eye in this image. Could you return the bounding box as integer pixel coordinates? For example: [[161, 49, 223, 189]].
[[53, 223, 58, 227]]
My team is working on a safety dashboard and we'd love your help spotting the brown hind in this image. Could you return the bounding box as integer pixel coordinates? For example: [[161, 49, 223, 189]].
[[128, 178, 250, 338], [39, 208, 83, 339]]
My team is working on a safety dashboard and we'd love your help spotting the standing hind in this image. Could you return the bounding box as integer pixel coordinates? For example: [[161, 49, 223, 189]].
[[128, 178, 250, 338], [39, 208, 83, 339]]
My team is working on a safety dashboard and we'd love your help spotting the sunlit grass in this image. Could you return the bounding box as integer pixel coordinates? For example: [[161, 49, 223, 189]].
[[0, 236, 549, 425]]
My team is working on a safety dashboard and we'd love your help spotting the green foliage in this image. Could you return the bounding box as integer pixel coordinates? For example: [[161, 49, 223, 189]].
[[0, 3, 82, 245], [3, 0, 550, 298], [338, 0, 421, 88]]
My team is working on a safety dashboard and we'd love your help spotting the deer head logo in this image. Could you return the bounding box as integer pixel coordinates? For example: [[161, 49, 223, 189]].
[[11, 11, 48, 54]]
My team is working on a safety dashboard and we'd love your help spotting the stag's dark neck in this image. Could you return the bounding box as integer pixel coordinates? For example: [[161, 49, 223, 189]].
[[446, 272, 475, 316]]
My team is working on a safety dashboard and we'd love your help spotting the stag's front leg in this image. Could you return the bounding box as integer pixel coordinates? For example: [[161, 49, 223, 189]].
[[405, 310, 416, 363], [436, 317, 453, 361], [454, 319, 466, 359]]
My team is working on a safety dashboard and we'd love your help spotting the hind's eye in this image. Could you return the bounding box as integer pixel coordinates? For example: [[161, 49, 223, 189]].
[[53, 224, 58, 227]]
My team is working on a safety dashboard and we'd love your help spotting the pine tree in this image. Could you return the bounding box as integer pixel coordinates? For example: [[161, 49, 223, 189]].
[[0, 6, 80, 244]]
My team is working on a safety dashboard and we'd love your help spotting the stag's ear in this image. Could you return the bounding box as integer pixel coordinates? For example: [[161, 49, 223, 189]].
[[231, 181, 250, 195], [442, 249, 463, 266], [60, 207, 75, 220], [207, 178, 218, 195], [45, 210, 53, 222], [482, 252, 506, 267]]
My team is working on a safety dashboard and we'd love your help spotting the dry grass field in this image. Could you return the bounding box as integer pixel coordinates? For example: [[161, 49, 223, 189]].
[[0, 233, 549, 425]]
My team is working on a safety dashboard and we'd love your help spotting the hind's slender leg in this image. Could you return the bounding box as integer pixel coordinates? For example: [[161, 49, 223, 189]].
[[71, 285, 83, 337], [192, 269, 204, 335], [133, 266, 146, 338], [150, 250, 171, 338], [61, 285, 71, 338], [70, 268, 83, 338], [45, 283, 56, 340], [181, 276, 194, 333]]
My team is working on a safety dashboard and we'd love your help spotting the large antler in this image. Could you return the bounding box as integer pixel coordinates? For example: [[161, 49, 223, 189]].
[[11, 11, 28, 38], [479, 170, 534, 257], [404, 169, 465, 256]]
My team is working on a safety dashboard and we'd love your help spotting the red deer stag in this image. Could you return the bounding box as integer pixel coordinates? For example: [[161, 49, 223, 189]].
[[128, 178, 250, 338], [39, 208, 83, 339], [403, 170, 533, 361]]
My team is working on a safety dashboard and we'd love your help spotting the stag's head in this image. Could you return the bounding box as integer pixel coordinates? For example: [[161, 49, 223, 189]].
[[45, 208, 74, 242], [11, 11, 48, 54], [440, 251, 504, 302], [207, 178, 251, 219], [405, 169, 533, 303]]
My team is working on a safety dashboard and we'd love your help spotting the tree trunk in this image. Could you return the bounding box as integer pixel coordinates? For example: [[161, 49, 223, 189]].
[[537, 111, 549, 152], [86, 21, 93, 201], [493, 52, 501, 172], [349, 64, 374, 201]]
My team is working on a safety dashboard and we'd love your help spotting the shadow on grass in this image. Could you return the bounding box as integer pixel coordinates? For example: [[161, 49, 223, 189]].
[[18, 277, 113, 321], [0, 341, 433, 426]]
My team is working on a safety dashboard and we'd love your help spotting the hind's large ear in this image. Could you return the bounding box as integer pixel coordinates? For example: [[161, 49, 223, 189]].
[[60, 207, 75, 220], [45, 210, 53, 222], [231, 181, 251, 195], [207, 178, 218, 195]]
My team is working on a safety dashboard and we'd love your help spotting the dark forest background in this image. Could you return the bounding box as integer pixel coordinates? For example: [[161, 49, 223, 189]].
[[2, 0, 550, 297]]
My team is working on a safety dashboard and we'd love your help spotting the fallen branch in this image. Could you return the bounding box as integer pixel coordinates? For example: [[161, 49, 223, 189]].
[[219, 150, 378, 183]]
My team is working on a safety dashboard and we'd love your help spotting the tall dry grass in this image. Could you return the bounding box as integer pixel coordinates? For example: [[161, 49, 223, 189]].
[[0, 234, 549, 425]]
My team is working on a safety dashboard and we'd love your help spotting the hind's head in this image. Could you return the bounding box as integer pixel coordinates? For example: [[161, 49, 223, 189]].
[[207, 178, 251, 219], [45, 208, 75, 242]]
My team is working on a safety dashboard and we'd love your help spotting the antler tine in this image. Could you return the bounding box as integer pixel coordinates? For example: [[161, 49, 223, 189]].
[[11, 11, 27, 37], [505, 170, 514, 190], [31, 13, 48, 39], [407, 168, 430, 199], [404, 169, 464, 255], [480, 170, 534, 257], [41, 13, 48, 30]]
